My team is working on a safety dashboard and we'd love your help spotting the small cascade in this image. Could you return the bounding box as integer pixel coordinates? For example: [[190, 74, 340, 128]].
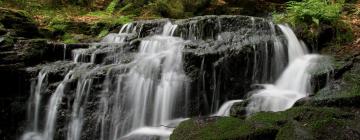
[[246, 55, 323, 114], [208, 21, 288, 113], [67, 73, 94, 140], [63, 44, 67, 60], [42, 72, 71, 140], [278, 24, 308, 62], [213, 100, 243, 116], [246, 25, 323, 114], [22, 71, 73, 140], [73, 49, 87, 63], [101, 23, 134, 43], [28, 71, 47, 132]]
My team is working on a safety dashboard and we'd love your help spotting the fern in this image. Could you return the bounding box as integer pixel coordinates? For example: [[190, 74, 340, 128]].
[[106, 0, 120, 14], [285, 0, 344, 26]]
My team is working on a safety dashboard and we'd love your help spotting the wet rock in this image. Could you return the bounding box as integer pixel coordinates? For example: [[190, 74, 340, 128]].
[[0, 39, 91, 66], [175, 15, 283, 115], [230, 100, 250, 118], [0, 38, 89, 139]]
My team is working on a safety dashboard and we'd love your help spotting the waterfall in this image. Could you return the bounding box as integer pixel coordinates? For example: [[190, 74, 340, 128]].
[[213, 24, 325, 117], [278, 24, 308, 62], [28, 71, 47, 132], [246, 25, 322, 114], [213, 100, 243, 116], [20, 16, 331, 140], [67, 77, 93, 140], [95, 22, 188, 140], [63, 44, 67, 60], [210, 22, 288, 115], [22, 71, 73, 140]]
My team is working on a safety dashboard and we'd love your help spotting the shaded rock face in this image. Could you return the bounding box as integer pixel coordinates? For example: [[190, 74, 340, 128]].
[[0, 15, 290, 140], [0, 8, 41, 38], [0, 42, 90, 140]]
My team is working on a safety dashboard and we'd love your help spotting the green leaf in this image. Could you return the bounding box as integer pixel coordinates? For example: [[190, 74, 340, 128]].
[[312, 17, 319, 25]]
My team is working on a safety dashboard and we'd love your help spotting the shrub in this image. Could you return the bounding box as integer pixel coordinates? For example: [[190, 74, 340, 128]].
[[273, 0, 353, 45], [106, 0, 120, 14], [275, 0, 344, 26]]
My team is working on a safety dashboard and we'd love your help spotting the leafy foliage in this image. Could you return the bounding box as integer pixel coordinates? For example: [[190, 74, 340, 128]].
[[106, 0, 120, 14], [274, 0, 353, 45], [275, 0, 344, 26]]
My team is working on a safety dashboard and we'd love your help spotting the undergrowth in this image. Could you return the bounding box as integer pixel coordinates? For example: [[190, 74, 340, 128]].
[[273, 0, 353, 45]]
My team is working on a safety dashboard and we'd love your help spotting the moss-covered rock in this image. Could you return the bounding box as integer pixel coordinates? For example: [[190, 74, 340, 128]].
[[0, 8, 41, 38], [171, 117, 278, 140], [172, 106, 360, 140]]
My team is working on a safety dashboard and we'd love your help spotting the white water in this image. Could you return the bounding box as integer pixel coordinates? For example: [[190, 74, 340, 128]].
[[67, 78, 93, 140], [73, 49, 87, 63], [278, 24, 308, 62], [24, 70, 47, 135], [124, 22, 186, 138], [213, 100, 243, 116], [211, 22, 288, 115], [246, 25, 321, 114], [63, 44, 67, 60], [102, 23, 134, 43], [33, 71, 47, 131], [22, 71, 73, 140], [21, 19, 328, 140], [95, 22, 187, 140]]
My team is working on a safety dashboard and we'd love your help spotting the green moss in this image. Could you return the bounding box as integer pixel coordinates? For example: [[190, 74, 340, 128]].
[[171, 117, 279, 140], [152, 0, 186, 18], [97, 29, 109, 39], [171, 117, 245, 140], [144, 0, 210, 19], [315, 59, 360, 101], [333, 21, 354, 44], [172, 107, 358, 140], [0, 35, 15, 46], [276, 121, 313, 140], [248, 107, 350, 126], [62, 33, 79, 44], [247, 111, 287, 126], [106, 0, 120, 14]]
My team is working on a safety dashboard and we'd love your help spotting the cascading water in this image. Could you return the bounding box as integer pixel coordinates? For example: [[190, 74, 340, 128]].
[[22, 71, 73, 140], [246, 25, 323, 114], [213, 100, 243, 116], [94, 22, 188, 140], [20, 16, 330, 140], [214, 24, 326, 117], [28, 71, 47, 132], [67, 70, 95, 140]]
